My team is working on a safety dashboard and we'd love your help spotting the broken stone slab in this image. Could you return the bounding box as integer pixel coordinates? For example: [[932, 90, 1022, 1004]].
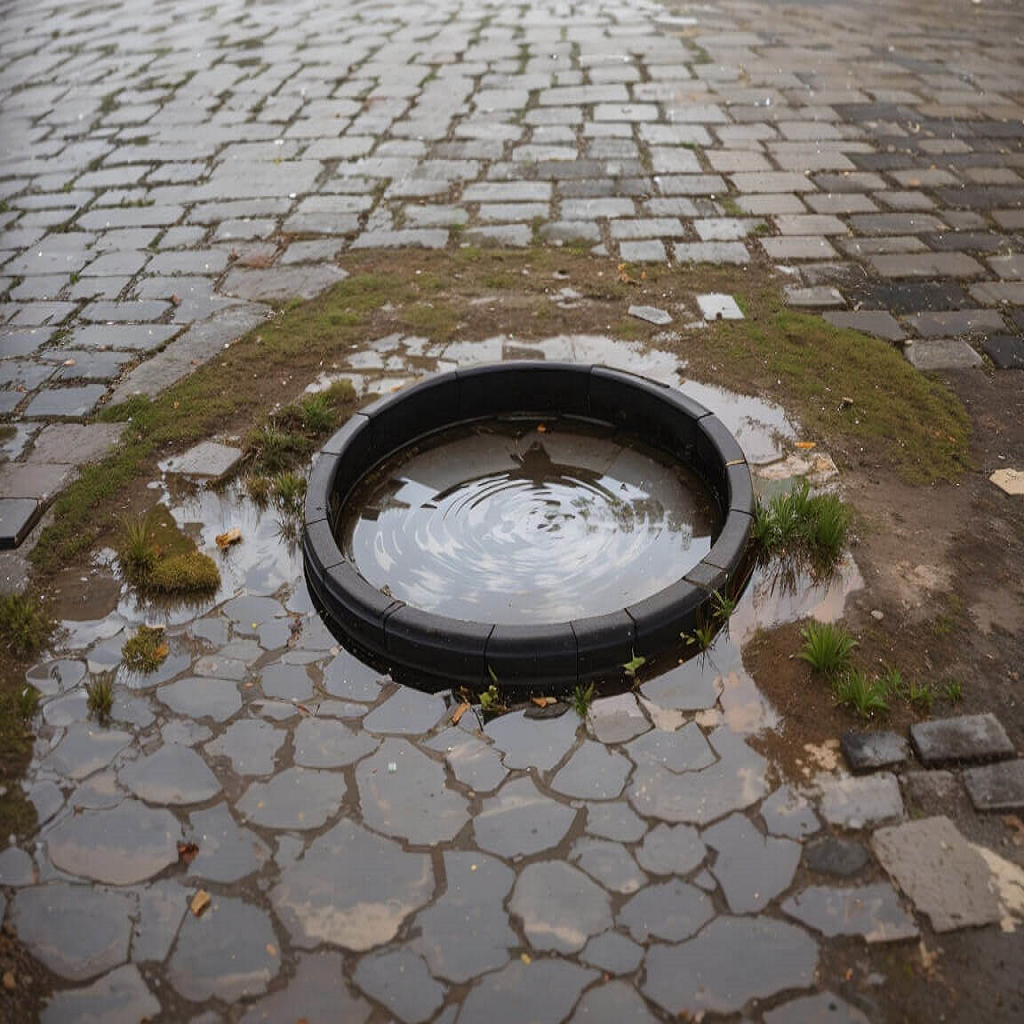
[[162, 440, 243, 481], [910, 713, 1015, 766], [900, 769, 968, 814], [963, 760, 1024, 812], [804, 837, 870, 877], [781, 883, 919, 943], [628, 304, 672, 325], [990, 468, 1024, 496], [815, 772, 904, 829], [696, 293, 743, 320], [840, 730, 910, 773], [871, 815, 1002, 931]]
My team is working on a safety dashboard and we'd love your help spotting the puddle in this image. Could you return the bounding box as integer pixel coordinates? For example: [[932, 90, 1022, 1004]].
[[339, 419, 719, 624]]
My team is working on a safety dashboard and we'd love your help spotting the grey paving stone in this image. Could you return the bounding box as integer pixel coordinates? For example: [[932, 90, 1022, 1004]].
[[157, 677, 241, 722], [626, 723, 715, 773], [221, 265, 347, 301], [67, 324, 180, 352], [459, 960, 597, 1024], [272, 820, 432, 950], [759, 785, 821, 840], [568, 981, 660, 1024], [120, 744, 221, 806], [635, 823, 706, 876], [570, 838, 647, 895], [816, 772, 904, 829], [872, 815, 1002, 929], [511, 860, 613, 952], [910, 713, 1015, 764], [0, 847, 35, 886], [616, 879, 714, 943], [823, 309, 905, 341], [43, 722, 132, 780], [762, 236, 839, 260], [869, 253, 987, 279], [426, 726, 508, 793], [40, 964, 160, 1024], [474, 776, 577, 858], [618, 239, 667, 262], [12, 883, 133, 981], [412, 850, 515, 983], [906, 309, 1006, 337], [586, 693, 650, 744], [351, 229, 448, 249], [579, 931, 644, 974], [642, 916, 818, 1017], [639, 659, 723, 713], [237, 766, 344, 830], [485, 707, 578, 771], [204, 719, 283, 776], [585, 800, 647, 842], [841, 730, 910, 773], [353, 949, 446, 1024], [46, 799, 181, 885], [186, 802, 269, 884], [763, 992, 871, 1024], [162, 440, 243, 480], [294, 717, 378, 768], [0, 462, 73, 500], [551, 740, 631, 800], [804, 836, 871, 877], [674, 241, 750, 264], [239, 953, 371, 1024], [363, 686, 445, 735], [0, 498, 41, 548], [784, 285, 846, 309], [782, 883, 919, 942], [628, 304, 672, 325], [28, 423, 125, 465], [24, 385, 107, 419], [167, 895, 279, 1002], [903, 338, 983, 370], [982, 335, 1024, 370], [963, 760, 1024, 812]]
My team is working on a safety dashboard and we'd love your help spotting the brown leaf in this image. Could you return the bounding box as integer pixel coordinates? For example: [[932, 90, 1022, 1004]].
[[794, 441, 816, 450], [177, 841, 199, 866], [531, 696, 555, 707], [215, 527, 242, 550], [451, 701, 470, 724], [190, 889, 211, 917]]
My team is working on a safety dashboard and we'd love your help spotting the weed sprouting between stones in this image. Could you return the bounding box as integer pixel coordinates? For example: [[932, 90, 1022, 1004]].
[[752, 481, 851, 576], [572, 681, 595, 720], [943, 677, 964, 704], [798, 620, 857, 676], [0, 591, 55, 658], [122, 625, 169, 674], [273, 471, 307, 514], [86, 674, 115, 721]]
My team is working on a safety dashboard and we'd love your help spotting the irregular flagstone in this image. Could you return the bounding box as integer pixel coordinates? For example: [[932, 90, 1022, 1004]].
[[458, 959, 597, 1024], [352, 949, 447, 1024], [550, 740, 631, 799], [40, 964, 160, 1024], [585, 800, 647, 842], [639, 658, 724, 711], [322, 648, 385, 701], [804, 837, 871, 877], [237, 766, 345, 830], [636, 823, 707, 876], [131, 880, 189, 963], [426, 726, 508, 793], [13, 883, 134, 982], [627, 727, 769, 824], [259, 663, 314, 701], [763, 992, 871, 1024], [617, 879, 715, 943], [0, 847, 34, 886], [167, 895, 280, 1002], [186, 802, 269, 883], [782, 884, 919, 942], [510, 861, 613, 952], [642, 916, 819, 1016], [412, 850, 516, 983], [294, 716, 379, 768], [239, 952, 372, 1024], [484, 708, 579, 771], [473, 776, 577, 858], [272, 820, 433, 951], [703, 813, 802, 913], [46, 799, 181, 885], [580, 931, 645, 975], [570, 838, 648, 894], [362, 685, 446, 735], [119, 744, 221, 805], [587, 693, 651, 744], [871, 815, 1002, 931], [43, 723, 132, 781], [157, 676, 241, 721], [759, 784, 822, 839], [569, 980, 661, 1023], [357, 738, 469, 845], [204, 718, 283, 775], [625, 722, 716, 773], [816, 772, 904, 829]]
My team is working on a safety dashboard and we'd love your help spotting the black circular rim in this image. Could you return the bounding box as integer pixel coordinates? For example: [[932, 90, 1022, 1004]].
[[303, 362, 754, 692]]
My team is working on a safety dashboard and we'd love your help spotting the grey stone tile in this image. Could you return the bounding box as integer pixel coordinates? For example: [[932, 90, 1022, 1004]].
[[237, 766, 344, 830], [474, 776, 577, 858], [636, 823, 706, 876], [642, 917, 818, 1016], [763, 992, 871, 1024], [294, 717, 378, 768], [363, 686, 445, 735], [186, 802, 269, 884], [239, 953, 372, 1024], [762, 236, 839, 260], [460, 959, 597, 1024], [782, 883, 919, 942], [759, 785, 822, 839], [24, 385, 108, 419], [963, 760, 1024, 812], [906, 338, 985, 369], [426, 726, 508, 793], [157, 677, 241, 722], [704, 813, 801, 912], [911, 713, 1015, 764], [120, 744, 221, 805], [43, 722, 132, 780], [585, 800, 647, 842], [485, 708, 579, 771], [511, 860, 613, 952], [568, 981, 661, 1023], [204, 719, 283, 775], [804, 837, 871, 877], [869, 253, 986, 279], [551, 740, 631, 800], [816, 773, 904, 829], [67, 324, 180, 351], [674, 241, 750, 264], [587, 693, 650, 744], [579, 931, 644, 974], [617, 879, 714, 943], [570, 838, 647, 894], [0, 497, 41, 548], [841, 730, 911, 772], [41, 965, 160, 1023]]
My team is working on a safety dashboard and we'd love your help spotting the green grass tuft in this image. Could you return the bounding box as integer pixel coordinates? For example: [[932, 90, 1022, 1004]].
[[122, 625, 169, 673], [147, 552, 220, 596], [798, 620, 857, 675], [0, 591, 55, 657], [832, 669, 889, 719], [86, 674, 115, 720]]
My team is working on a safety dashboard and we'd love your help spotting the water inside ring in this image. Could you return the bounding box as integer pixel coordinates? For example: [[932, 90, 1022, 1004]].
[[337, 418, 722, 625]]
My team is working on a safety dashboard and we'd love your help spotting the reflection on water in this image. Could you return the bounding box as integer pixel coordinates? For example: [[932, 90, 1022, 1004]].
[[339, 420, 720, 624]]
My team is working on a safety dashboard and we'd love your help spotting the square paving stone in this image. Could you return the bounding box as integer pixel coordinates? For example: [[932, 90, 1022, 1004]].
[[841, 730, 910, 773], [823, 310, 904, 341], [29, 422, 125, 464], [904, 339, 983, 370], [910, 713, 1015, 765], [162, 440, 243, 480], [982, 335, 1024, 369], [0, 498, 41, 548], [23, 385, 107, 418], [962, 759, 1024, 812]]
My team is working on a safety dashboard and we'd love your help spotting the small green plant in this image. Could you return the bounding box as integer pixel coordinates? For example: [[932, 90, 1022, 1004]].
[[244, 425, 311, 475], [907, 680, 935, 713], [122, 625, 169, 674], [0, 591, 55, 657], [622, 650, 646, 679], [117, 506, 161, 583], [943, 678, 964, 704], [147, 552, 220, 596], [752, 481, 851, 575], [682, 620, 716, 652], [832, 669, 888, 720], [710, 589, 737, 621], [878, 666, 903, 698], [798, 620, 857, 676], [16, 686, 39, 719], [245, 474, 273, 506], [478, 681, 506, 714], [86, 674, 115, 720], [572, 681, 595, 720], [273, 471, 307, 513]]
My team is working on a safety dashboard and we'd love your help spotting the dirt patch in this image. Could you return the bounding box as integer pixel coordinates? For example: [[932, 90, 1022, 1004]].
[[0, 926, 49, 1023]]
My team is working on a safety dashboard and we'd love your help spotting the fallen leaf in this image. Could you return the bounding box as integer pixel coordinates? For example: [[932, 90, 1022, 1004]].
[[794, 441, 816, 450], [520, 952, 532, 964], [190, 889, 211, 917], [177, 841, 199, 866], [451, 701, 470, 724], [536, 423, 547, 433], [153, 643, 169, 662], [215, 527, 242, 550], [62, 358, 76, 367], [266, 943, 277, 957], [531, 696, 556, 707]]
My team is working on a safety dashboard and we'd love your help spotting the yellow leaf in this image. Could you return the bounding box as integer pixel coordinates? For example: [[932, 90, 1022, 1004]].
[[190, 889, 211, 917], [216, 527, 242, 550], [451, 701, 470, 724], [794, 441, 816, 450]]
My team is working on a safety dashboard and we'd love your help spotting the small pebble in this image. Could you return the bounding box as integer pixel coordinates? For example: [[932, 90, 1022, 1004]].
[[871, 609, 884, 621]]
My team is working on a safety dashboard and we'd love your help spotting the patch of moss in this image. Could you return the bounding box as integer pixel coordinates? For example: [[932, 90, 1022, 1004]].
[[147, 552, 220, 595], [122, 625, 169, 673]]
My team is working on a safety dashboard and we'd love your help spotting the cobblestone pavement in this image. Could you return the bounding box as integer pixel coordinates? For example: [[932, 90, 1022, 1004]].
[[4, 335, 1021, 1023], [1, 0, 1023, 539]]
